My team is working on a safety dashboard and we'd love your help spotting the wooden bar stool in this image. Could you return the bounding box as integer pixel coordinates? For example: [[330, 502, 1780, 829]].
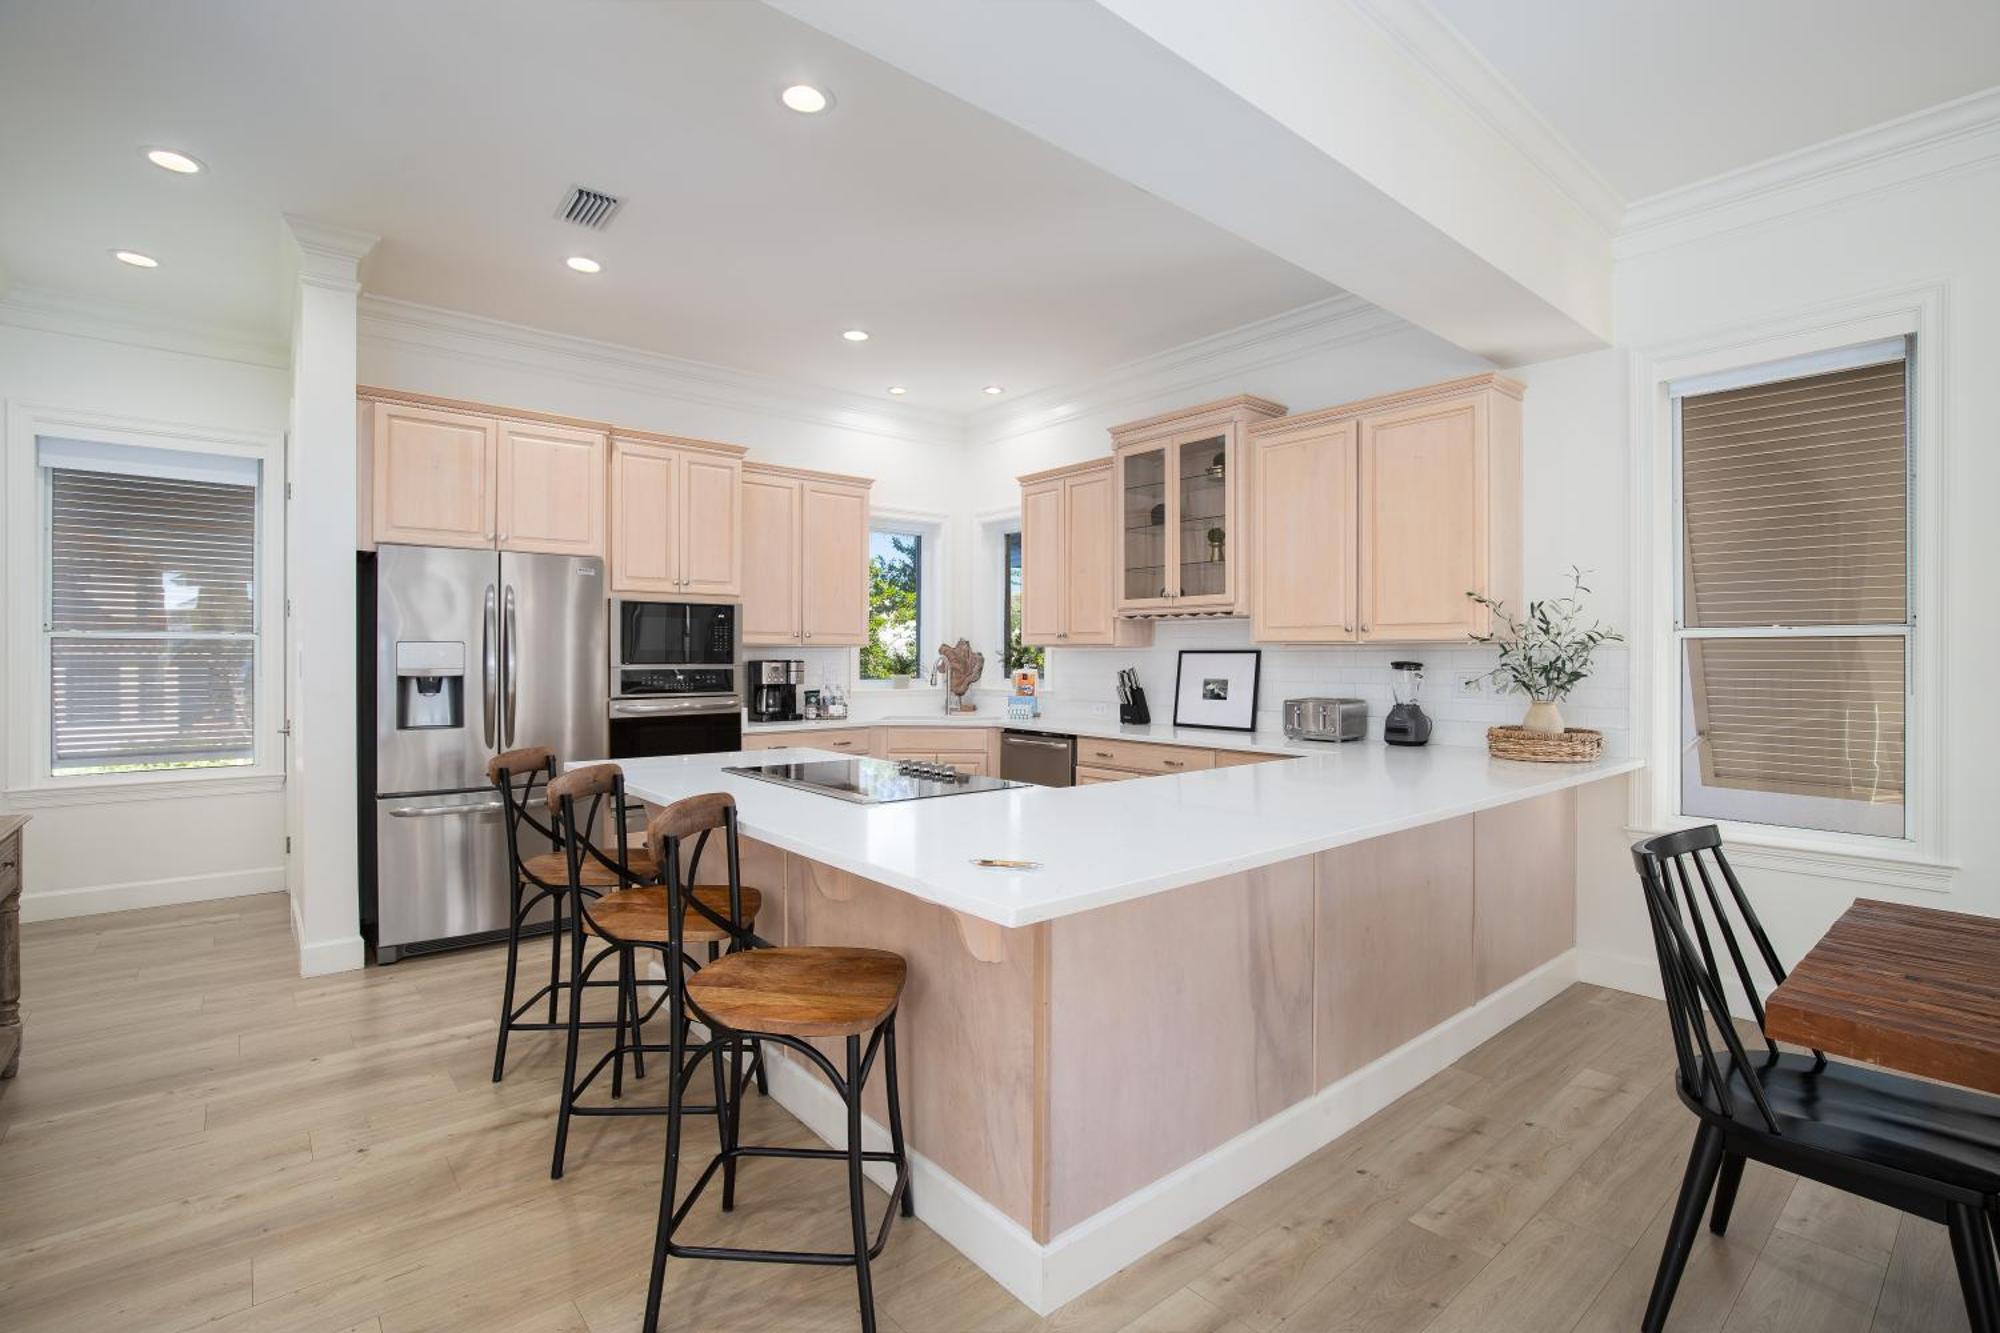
[[488, 746, 658, 1082], [641, 793, 911, 1333], [546, 764, 764, 1180]]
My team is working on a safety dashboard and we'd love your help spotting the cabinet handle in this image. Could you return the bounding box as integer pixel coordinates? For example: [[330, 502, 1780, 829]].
[[1093, 750, 1113, 759]]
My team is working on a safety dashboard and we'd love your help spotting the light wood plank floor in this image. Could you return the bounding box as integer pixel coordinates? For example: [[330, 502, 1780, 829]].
[[0, 893, 1969, 1332]]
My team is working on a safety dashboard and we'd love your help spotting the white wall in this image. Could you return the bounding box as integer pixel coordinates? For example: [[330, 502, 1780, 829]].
[[1574, 154, 2000, 996], [0, 316, 291, 920]]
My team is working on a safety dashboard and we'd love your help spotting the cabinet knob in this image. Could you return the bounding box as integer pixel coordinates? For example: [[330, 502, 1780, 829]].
[[803, 631, 812, 639], [1164, 760, 1184, 768], [1361, 623, 1371, 633]]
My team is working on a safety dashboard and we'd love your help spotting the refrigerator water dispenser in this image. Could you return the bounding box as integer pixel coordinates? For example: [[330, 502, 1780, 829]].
[[395, 640, 465, 730]]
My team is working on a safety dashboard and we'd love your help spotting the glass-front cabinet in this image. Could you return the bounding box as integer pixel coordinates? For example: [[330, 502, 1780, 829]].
[[1111, 395, 1285, 616]]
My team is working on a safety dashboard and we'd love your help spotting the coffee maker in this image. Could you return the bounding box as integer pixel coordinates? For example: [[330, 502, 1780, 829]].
[[747, 659, 805, 722]]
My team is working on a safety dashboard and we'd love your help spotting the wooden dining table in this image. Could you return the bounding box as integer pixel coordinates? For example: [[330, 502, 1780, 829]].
[[1764, 897, 2000, 1095]]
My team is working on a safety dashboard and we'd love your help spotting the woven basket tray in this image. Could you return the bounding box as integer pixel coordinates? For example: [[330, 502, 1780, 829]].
[[1487, 725, 1604, 764]]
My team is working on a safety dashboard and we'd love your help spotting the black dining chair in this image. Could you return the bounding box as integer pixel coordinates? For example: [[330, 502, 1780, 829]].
[[1633, 825, 2000, 1333]]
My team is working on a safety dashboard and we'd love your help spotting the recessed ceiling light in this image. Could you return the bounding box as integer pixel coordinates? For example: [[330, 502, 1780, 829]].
[[112, 250, 158, 268], [887, 386, 908, 396], [781, 84, 830, 114], [565, 256, 602, 274], [144, 147, 203, 174], [842, 329, 870, 342], [983, 384, 1005, 395]]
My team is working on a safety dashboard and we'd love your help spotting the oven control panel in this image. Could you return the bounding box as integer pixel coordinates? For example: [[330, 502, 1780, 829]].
[[617, 667, 736, 697]]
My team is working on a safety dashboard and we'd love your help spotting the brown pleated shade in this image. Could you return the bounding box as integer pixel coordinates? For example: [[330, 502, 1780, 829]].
[[1685, 637, 1905, 803]]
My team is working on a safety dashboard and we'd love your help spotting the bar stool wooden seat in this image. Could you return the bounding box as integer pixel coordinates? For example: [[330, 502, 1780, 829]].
[[641, 793, 911, 1333], [490, 746, 657, 1083], [546, 764, 765, 1180]]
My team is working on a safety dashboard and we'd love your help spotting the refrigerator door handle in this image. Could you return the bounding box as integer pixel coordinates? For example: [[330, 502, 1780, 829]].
[[503, 583, 519, 748], [389, 800, 507, 818], [482, 582, 499, 749]]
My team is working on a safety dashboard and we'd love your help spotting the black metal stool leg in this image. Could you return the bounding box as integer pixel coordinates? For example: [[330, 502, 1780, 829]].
[[551, 931, 588, 1180], [612, 950, 630, 1101], [492, 878, 524, 1083], [547, 893, 564, 1025], [714, 1029, 737, 1211], [845, 1033, 878, 1333], [752, 1035, 770, 1096], [643, 983, 689, 1333], [884, 1013, 912, 1219], [629, 959, 647, 1081]]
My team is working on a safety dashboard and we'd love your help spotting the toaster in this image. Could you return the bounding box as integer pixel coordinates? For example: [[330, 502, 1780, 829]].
[[1283, 697, 1368, 743]]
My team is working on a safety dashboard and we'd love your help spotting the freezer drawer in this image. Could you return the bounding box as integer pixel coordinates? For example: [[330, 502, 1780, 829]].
[[374, 789, 543, 962]]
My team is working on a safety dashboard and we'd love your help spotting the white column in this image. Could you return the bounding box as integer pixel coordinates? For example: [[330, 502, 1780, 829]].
[[282, 216, 377, 977]]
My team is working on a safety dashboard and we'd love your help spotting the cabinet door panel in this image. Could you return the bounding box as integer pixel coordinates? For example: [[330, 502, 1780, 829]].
[[1019, 480, 1065, 646], [1359, 398, 1486, 641], [1063, 470, 1121, 644], [1115, 445, 1173, 610], [740, 473, 802, 645], [497, 420, 603, 556], [679, 452, 742, 596], [1252, 422, 1357, 643], [609, 440, 679, 594], [1174, 429, 1235, 609], [373, 403, 496, 549], [801, 483, 868, 646]]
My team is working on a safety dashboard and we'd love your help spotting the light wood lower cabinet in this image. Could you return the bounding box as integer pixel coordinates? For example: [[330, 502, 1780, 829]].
[[1018, 461, 1151, 648], [1074, 765, 1133, 785], [742, 465, 871, 648], [742, 728, 871, 754], [609, 434, 743, 597]]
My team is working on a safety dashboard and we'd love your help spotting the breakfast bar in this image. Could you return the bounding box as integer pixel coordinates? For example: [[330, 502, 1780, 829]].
[[619, 738, 1640, 1313]]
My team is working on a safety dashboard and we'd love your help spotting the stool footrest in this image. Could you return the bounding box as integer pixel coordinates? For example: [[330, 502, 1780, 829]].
[[665, 1144, 910, 1267]]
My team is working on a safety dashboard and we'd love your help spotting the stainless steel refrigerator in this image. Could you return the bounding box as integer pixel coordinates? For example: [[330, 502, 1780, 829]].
[[367, 544, 606, 963]]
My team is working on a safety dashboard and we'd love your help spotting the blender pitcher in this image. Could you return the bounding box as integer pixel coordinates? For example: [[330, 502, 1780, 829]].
[[1384, 660, 1433, 747]]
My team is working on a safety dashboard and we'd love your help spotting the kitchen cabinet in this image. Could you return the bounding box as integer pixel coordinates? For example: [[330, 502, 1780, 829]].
[[1109, 395, 1285, 616], [1018, 461, 1152, 648], [1247, 373, 1521, 644], [609, 433, 744, 597], [742, 728, 871, 754], [364, 396, 608, 558], [874, 727, 993, 776], [1074, 764, 1133, 785], [1074, 737, 1215, 777], [741, 464, 872, 647]]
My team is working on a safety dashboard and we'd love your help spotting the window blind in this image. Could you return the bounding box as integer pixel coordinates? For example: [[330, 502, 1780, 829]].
[[1685, 637, 1905, 802], [47, 467, 257, 772], [1680, 359, 1907, 628]]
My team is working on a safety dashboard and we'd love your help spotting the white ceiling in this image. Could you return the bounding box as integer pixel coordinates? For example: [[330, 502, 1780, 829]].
[[1428, 0, 2000, 201], [0, 0, 1333, 410]]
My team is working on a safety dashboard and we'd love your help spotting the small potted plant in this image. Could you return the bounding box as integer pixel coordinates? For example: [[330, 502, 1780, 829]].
[[1467, 568, 1621, 737], [1206, 526, 1225, 561]]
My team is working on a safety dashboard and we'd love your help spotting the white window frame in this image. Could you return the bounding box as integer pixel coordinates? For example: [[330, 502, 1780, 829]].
[[5, 402, 285, 805], [855, 508, 945, 689], [1628, 284, 1953, 891]]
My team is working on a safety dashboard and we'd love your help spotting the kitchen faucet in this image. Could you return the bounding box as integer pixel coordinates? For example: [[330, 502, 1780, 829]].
[[928, 652, 951, 714]]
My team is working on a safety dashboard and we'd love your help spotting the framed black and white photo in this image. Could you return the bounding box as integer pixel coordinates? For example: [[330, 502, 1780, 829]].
[[1172, 649, 1260, 731]]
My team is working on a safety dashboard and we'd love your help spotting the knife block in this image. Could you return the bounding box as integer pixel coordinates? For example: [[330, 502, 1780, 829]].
[[1119, 688, 1151, 725]]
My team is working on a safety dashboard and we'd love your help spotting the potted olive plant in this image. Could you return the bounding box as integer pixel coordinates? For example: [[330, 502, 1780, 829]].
[[1467, 569, 1621, 736]]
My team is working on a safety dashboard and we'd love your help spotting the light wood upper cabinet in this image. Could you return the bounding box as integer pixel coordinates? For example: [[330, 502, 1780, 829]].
[[498, 419, 604, 556], [608, 435, 744, 598], [1109, 395, 1286, 616], [741, 465, 871, 647], [1251, 418, 1358, 642], [741, 470, 803, 645], [1247, 374, 1521, 645], [371, 402, 498, 549], [801, 481, 869, 646], [1018, 462, 1152, 648]]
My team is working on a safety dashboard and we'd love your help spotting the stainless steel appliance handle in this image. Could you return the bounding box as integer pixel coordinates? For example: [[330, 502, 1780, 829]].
[[482, 583, 498, 748], [503, 584, 518, 747], [1004, 734, 1073, 751], [389, 800, 507, 818], [609, 697, 743, 719]]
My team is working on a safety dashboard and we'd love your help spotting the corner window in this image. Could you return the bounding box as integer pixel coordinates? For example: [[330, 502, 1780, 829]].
[[1002, 530, 1044, 677], [1672, 339, 1910, 838], [862, 528, 922, 680]]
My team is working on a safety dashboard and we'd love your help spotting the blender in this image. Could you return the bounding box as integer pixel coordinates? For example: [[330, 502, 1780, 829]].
[[1383, 660, 1433, 747]]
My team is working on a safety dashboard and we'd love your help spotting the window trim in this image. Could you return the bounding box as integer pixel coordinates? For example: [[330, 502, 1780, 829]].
[[5, 402, 285, 802], [855, 508, 945, 689], [1627, 283, 1954, 887]]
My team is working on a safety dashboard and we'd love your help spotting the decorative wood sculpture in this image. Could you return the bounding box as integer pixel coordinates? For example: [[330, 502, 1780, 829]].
[[933, 638, 985, 714]]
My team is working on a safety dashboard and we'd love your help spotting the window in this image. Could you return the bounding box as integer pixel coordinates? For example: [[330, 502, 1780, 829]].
[[861, 528, 922, 680], [1002, 530, 1044, 677], [1672, 339, 1910, 838], [41, 439, 261, 774]]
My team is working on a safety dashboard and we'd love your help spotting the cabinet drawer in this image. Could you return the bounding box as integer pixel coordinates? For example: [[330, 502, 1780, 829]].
[[1074, 765, 1137, 785], [799, 729, 871, 754], [1074, 738, 1216, 775], [878, 728, 984, 755], [1215, 750, 1287, 768]]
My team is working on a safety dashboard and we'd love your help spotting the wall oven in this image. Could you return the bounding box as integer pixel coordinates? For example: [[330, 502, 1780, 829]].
[[609, 600, 742, 757]]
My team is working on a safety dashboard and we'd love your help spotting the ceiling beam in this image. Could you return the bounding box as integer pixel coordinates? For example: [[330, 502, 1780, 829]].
[[771, 0, 1612, 365]]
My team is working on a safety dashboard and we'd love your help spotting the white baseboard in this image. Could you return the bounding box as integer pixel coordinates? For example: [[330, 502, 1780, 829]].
[[297, 928, 367, 976], [1576, 947, 1664, 1000], [18, 864, 283, 923], [763, 950, 1579, 1316]]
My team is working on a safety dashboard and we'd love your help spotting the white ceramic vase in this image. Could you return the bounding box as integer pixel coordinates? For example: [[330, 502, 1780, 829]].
[[1521, 700, 1566, 735]]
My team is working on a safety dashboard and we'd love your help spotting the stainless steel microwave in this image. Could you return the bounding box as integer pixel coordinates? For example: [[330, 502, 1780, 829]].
[[609, 601, 737, 708]]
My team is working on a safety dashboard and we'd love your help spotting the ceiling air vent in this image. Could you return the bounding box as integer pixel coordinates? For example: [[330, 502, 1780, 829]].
[[557, 186, 622, 230]]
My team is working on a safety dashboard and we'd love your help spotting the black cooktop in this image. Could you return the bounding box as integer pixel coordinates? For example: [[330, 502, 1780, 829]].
[[723, 757, 1024, 804]]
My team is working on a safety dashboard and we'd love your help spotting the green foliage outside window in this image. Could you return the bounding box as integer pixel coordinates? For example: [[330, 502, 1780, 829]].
[[1004, 531, 1045, 677], [861, 531, 921, 679]]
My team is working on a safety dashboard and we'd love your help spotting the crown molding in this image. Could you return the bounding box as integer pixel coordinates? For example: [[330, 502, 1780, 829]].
[[970, 293, 1411, 444], [0, 285, 288, 368], [355, 295, 964, 446], [282, 215, 378, 291], [1618, 85, 2000, 259], [1348, 0, 1625, 234]]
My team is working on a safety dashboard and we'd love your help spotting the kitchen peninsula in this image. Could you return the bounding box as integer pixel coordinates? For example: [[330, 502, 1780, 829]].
[[616, 733, 1640, 1313]]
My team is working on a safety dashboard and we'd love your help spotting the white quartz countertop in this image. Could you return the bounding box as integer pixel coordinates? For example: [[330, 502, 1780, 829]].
[[612, 741, 1642, 929], [741, 709, 1305, 756]]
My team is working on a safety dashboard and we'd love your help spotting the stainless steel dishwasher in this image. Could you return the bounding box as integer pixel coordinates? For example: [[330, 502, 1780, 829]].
[[1000, 730, 1075, 786]]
